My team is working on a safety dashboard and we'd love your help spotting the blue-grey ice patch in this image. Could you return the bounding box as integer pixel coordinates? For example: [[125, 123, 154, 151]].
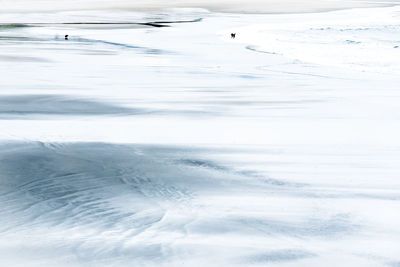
[[188, 213, 356, 237], [69, 37, 169, 54], [1, 142, 382, 266], [0, 142, 368, 266], [244, 249, 315, 263], [246, 45, 280, 55], [0, 55, 50, 62], [345, 39, 361, 44], [0, 95, 143, 118]]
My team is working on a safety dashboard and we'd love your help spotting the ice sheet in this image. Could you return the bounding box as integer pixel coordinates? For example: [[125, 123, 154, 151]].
[[1, 5, 400, 267]]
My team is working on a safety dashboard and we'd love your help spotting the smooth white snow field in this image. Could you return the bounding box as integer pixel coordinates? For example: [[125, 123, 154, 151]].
[[1, 4, 400, 267]]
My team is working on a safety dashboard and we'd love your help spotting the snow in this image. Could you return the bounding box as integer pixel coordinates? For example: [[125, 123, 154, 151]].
[[1, 5, 400, 266]]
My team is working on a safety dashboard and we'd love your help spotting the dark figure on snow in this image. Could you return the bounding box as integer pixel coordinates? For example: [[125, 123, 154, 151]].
[[231, 33, 236, 39], [65, 35, 69, 40]]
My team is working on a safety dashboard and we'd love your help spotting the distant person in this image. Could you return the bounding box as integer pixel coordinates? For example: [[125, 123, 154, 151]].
[[231, 33, 236, 39], [65, 35, 69, 40]]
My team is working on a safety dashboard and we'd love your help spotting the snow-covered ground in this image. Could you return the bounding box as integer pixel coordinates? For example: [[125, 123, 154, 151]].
[[1, 5, 400, 266]]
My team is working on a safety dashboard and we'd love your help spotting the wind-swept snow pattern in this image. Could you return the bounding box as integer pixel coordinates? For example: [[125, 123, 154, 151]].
[[1, 142, 400, 267], [1, 5, 400, 267]]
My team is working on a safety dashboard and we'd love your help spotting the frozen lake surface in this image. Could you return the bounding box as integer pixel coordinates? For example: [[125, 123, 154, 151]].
[[1, 5, 400, 266]]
